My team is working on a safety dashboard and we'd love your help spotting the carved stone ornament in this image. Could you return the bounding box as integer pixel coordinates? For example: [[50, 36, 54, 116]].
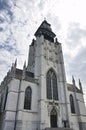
[[47, 101, 60, 116]]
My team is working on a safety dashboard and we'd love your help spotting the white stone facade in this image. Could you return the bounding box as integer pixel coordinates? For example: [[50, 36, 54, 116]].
[[0, 20, 86, 130]]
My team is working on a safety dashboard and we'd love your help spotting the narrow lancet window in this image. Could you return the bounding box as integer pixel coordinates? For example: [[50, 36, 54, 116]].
[[70, 94, 75, 113], [24, 87, 32, 110]]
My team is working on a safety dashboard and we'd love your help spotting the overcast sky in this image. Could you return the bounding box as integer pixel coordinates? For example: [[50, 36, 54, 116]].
[[0, 0, 86, 103]]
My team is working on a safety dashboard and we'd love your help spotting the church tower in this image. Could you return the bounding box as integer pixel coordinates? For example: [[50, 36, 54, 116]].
[[27, 20, 70, 129], [0, 20, 86, 130]]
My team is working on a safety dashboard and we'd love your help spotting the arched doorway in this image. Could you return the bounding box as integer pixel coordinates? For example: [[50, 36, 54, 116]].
[[50, 108, 57, 128]]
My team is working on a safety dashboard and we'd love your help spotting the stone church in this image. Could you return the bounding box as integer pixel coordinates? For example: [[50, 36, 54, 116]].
[[0, 20, 86, 130]]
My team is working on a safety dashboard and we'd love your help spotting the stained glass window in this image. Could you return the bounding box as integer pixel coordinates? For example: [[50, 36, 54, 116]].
[[70, 94, 75, 113], [46, 69, 58, 100], [24, 87, 32, 110]]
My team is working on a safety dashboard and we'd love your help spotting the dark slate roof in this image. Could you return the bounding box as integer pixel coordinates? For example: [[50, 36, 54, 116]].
[[34, 20, 56, 42], [67, 83, 82, 93], [15, 68, 35, 83], [15, 69, 22, 77], [26, 71, 34, 77]]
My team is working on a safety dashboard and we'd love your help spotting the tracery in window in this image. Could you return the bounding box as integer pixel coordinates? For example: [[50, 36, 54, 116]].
[[70, 94, 75, 113], [46, 69, 58, 100], [24, 86, 32, 110]]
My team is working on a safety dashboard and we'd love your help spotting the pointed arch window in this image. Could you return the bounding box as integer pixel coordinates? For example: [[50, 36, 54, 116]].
[[24, 86, 32, 110], [70, 94, 75, 113], [50, 107, 57, 127], [46, 69, 58, 100]]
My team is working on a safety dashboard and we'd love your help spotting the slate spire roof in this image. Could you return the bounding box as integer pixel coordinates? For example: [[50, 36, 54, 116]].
[[35, 20, 56, 42]]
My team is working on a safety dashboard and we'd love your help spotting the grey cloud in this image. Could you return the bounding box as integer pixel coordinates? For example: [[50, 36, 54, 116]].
[[75, 47, 86, 63], [0, 60, 9, 66], [64, 22, 86, 88], [0, 28, 20, 55], [46, 13, 61, 33], [38, 0, 46, 10], [0, 0, 9, 10], [0, 42, 15, 52], [0, 16, 4, 23], [0, 0, 15, 22], [67, 23, 86, 47], [0, 27, 3, 31], [65, 47, 86, 87]]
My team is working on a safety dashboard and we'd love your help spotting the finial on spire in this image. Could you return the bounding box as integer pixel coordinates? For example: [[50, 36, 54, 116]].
[[55, 37, 58, 44], [14, 58, 17, 67], [10, 59, 17, 78], [23, 61, 26, 69], [31, 39, 35, 46], [79, 79, 83, 93], [72, 76, 76, 86], [56, 38, 58, 42], [34, 20, 56, 42], [22, 61, 26, 80]]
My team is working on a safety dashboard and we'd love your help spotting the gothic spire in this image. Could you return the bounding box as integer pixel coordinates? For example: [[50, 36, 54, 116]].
[[22, 61, 26, 79], [23, 61, 26, 69], [79, 79, 83, 93], [10, 59, 17, 78], [72, 76, 76, 86], [34, 20, 56, 42], [14, 58, 17, 67]]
